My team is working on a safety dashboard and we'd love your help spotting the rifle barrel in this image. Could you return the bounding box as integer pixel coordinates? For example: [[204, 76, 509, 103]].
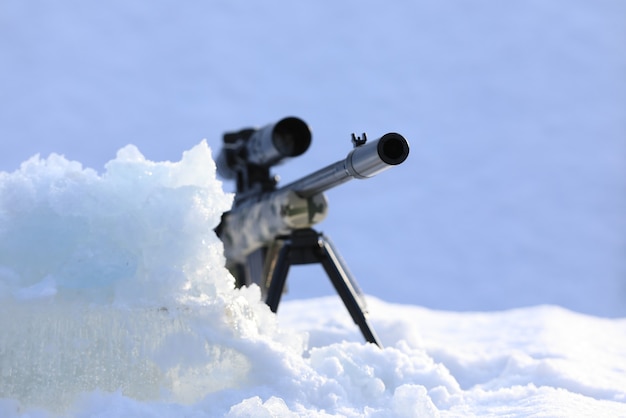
[[280, 133, 409, 198]]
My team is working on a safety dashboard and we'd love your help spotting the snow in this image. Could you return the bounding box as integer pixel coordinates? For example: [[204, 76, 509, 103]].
[[1, 0, 625, 416], [0, 144, 625, 417]]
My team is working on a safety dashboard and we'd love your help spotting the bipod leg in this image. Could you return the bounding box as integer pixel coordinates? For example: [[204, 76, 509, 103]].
[[265, 238, 292, 313], [262, 229, 382, 347], [317, 234, 383, 348]]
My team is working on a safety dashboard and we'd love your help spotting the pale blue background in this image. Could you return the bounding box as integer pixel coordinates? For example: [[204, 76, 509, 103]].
[[1, 0, 625, 315]]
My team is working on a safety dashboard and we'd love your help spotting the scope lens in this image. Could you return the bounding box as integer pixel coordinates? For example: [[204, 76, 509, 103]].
[[272, 117, 311, 157]]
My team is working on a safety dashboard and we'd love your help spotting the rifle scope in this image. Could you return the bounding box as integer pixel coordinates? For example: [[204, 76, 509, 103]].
[[216, 117, 312, 179]]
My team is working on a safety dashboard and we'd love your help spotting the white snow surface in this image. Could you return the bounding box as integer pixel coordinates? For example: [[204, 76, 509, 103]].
[[0, 145, 625, 417], [1, 0, 626, 416]]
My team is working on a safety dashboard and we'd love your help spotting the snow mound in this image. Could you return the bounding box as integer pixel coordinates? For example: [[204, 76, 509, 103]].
[[0, 143, 306, 412]]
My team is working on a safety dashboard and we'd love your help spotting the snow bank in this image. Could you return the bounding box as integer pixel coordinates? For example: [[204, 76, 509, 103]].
[[1, 145, 625, 417], [0, 141, 233, 306], [0, 143, 304, 412]]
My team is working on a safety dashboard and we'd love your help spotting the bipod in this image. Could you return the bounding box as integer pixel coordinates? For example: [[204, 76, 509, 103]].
[[263, 228, 382, 347]]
